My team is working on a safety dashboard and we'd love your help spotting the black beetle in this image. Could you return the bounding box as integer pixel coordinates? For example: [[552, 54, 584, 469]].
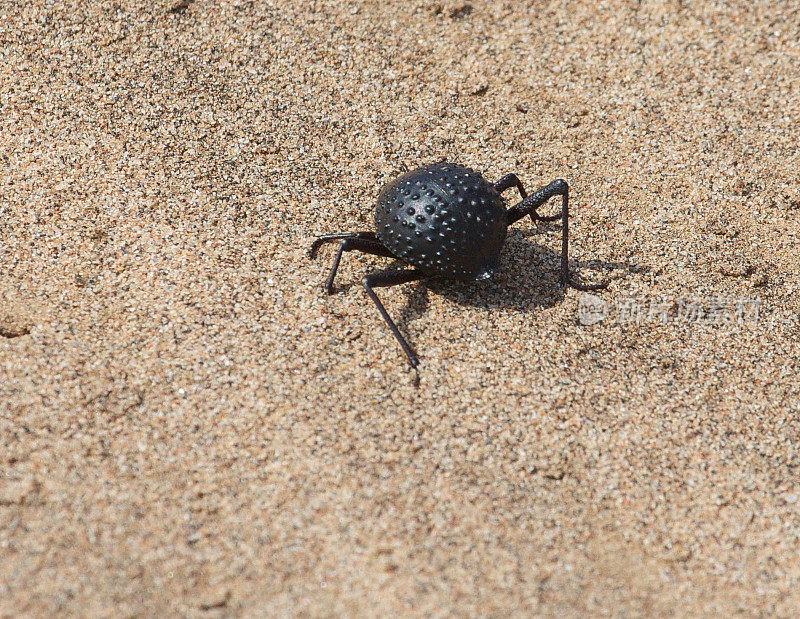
[[310, 161, 606, 367]]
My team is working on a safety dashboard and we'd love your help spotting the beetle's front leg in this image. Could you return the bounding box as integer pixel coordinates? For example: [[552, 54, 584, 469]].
[[493, 173, 527, 200], [506, 179, 607, 290]]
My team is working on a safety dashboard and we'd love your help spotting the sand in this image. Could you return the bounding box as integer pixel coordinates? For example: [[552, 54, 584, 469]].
[[1, 0, 799, 614]]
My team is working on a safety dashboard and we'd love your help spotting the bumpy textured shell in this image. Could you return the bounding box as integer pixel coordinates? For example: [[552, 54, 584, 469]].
[[374, 162, 507, 282]]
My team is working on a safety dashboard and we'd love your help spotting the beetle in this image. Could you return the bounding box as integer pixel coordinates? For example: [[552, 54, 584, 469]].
[[310, 161, 606, 367]]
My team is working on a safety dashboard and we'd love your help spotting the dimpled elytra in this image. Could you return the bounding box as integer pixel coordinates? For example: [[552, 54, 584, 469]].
[[310, 161, 606, 367], [375, 162, 506, 282]]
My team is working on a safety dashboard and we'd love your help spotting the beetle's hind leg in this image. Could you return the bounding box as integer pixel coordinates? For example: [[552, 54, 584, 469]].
[[506, 179, 607, 291], [362, 268, 426, 367], [310, 232, 396, 294], [309, 231, 378, 258]]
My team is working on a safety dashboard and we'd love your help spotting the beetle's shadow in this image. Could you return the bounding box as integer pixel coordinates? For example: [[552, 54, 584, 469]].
[[396, 228, 646, 325]]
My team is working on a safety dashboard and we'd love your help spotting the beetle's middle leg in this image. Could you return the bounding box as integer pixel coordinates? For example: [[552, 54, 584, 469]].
[[506, 179, 607, 291], [310, 234, 397, 294], [362, 268, 426, 367]]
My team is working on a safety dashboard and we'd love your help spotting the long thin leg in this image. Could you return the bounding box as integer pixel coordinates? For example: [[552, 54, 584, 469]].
[[309, 231, 378, 258], [506, 179, 607, 291], [314, 236, 396, 294], [506, 179, 568, 225], [363, 268, 425, 367], [493, 173, 527, 200]]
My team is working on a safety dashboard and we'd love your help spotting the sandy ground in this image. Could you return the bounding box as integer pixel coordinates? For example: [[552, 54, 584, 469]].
[[2, 0, 800, 615]]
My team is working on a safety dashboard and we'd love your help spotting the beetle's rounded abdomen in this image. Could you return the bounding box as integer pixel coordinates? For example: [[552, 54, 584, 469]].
[[374, 162, 507, 281]]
